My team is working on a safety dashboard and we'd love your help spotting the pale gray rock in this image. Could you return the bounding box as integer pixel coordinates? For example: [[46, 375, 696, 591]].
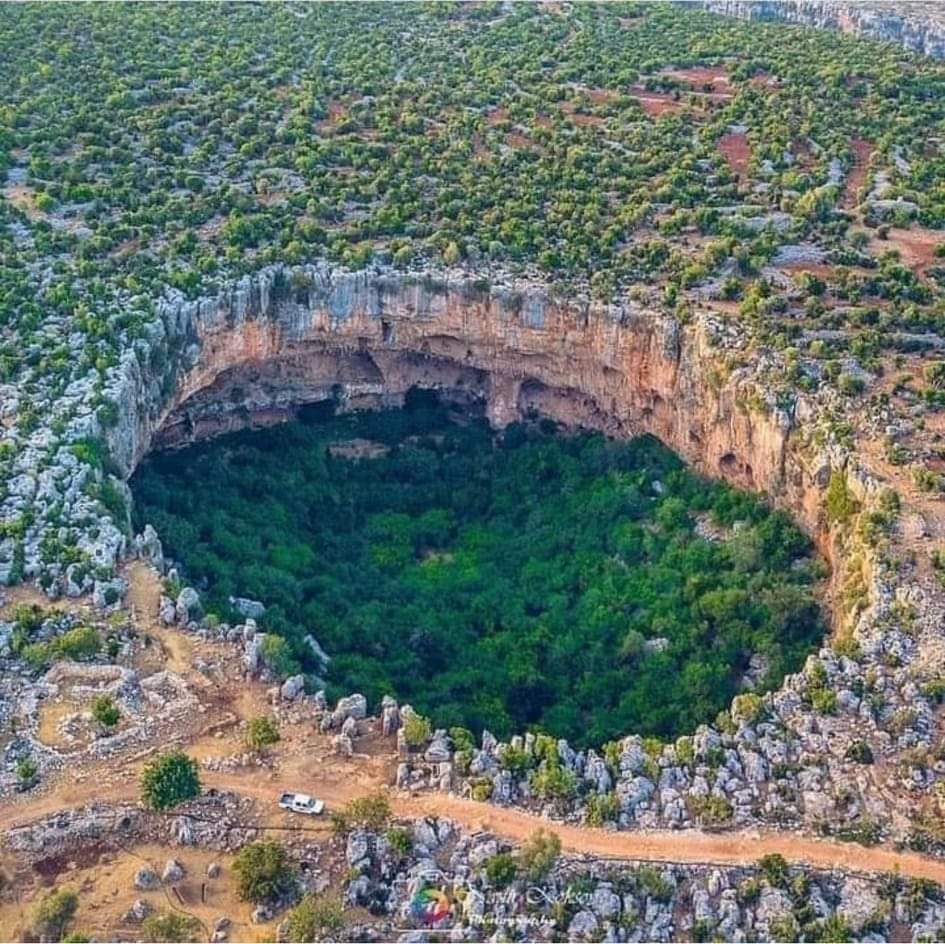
[[568, 910, 600, 939], [280, 674, 305, 701], [162, 858, 185, 883]]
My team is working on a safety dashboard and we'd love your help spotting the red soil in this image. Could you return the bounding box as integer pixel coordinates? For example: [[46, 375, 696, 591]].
[[874, 227, 944, 276], [631, 91, 684, 117], [663, 65, 731, 89], [842, 137, 872, 209], [718, 130, 750, 178]]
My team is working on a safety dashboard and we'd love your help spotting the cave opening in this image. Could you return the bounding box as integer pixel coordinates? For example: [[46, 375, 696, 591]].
[[132, 387, 826, 748]]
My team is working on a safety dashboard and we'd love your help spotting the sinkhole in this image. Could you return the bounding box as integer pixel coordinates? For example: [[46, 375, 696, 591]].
[[131, 388, 826, 748]]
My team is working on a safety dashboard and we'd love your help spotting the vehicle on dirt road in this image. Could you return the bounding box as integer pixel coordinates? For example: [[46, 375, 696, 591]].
[[278, 792, 325, 815]]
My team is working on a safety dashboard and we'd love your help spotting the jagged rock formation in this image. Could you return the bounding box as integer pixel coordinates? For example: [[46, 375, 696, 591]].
[[701, 1, 945, 59]]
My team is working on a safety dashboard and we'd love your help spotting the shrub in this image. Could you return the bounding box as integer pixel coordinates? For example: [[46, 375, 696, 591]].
[[384, 826, 413, 857], [498, 744, 533, 776], [341, 792, 391, 831], [529, 762, 577, 800], [731, 692, 765, 725], [634, 865, 674, 903], [246, 715, 280, 751], [140, 750, 200, 810], [845, 740, 874, 764], [758, 853, 790, 887], [690, 794, 733, 826], [284, 894, 345, 942], [233, 841, 297, 903], [33, 888, 78, 941], [825, 472, 860, 526], [55, 626, 102, 660], [402, 712, 432, 748], [484, 852, 518, 887], [518, 828, 561, 882], [140, 912, 202, 943], [811, 914, 852, 942], [586, 792, 620, 826], [736, 876, 762, 905], [91, 694, 120, 728], [16, 756, 38, 788], [259, 634, 301, 676]]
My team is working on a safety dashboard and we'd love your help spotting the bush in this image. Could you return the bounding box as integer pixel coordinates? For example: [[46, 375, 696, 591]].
[[33, 888, 78, 941], [233, 841, 297, 903], [402, 712, 432, 748], [260, 634, 301, 676], [634, 865, 675, 903], [56, 626, 102, 660], [586, 792, 620, 826], [731, 692, 765, 725], [690, 794, 734, 826], [529, 762, 577, 800], [825, 472, 860, 526], [140, 912, 202, 943], [16, 756, 38, 788], [383, 827, 412, 858], [484, 852, 518, 887], [91, 694, 120, 728], [284, 894, 345, 942], [246, 715, 280, 750], [845, 740, 874, 764], [140, 750, 200, 810], [758, 853, 790, 888], [340, 793, 391, 831], [518, 828, 561, 882]]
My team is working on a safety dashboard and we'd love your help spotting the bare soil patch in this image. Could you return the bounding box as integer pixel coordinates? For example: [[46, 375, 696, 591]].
[[663, 66, 731, 90], [3, 184, 46, 222], [0, 844, 274, 944], [718, 130, 750, 178], [843, 137, 872, 210], [631, 91, 685, 117], [872, 227, 943, 276]]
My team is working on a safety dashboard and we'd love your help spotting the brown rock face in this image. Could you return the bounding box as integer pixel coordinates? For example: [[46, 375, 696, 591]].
[[148, 271, 824, 546]]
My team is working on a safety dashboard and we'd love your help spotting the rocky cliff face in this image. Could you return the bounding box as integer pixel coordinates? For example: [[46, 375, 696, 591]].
[[113, 263, 824, 537], [701, 1, 945, 59]]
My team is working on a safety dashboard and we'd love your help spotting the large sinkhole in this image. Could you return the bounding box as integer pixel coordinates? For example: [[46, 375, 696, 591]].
[[131, 389, 826, 748]]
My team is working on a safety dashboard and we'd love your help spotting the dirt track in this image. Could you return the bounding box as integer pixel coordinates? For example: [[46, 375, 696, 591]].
[[7, 563, 945, 891]]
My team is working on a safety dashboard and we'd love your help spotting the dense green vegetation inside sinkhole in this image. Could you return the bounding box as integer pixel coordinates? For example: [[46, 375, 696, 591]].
[[131, 394, 826, 746]]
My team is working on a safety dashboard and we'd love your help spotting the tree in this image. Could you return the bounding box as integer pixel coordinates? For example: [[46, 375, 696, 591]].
[[140, 750, 200, 811], [91, 694, 120, 729], [33, 888, 78, 942], [518, 828, 561, 882], [140, 912, 202, 943], [246, 715, 280, 751], [284, 894, 345, 942], [484, 852, 518, 887], [232, 841, 297, 903]]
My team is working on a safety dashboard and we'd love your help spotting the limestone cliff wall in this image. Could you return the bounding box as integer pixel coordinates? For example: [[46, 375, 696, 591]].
[[700, 1, 945, 59], [108, 264, 832, 550]]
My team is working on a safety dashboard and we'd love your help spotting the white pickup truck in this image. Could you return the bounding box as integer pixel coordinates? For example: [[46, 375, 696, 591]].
[[278, 792, 325, 815]]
